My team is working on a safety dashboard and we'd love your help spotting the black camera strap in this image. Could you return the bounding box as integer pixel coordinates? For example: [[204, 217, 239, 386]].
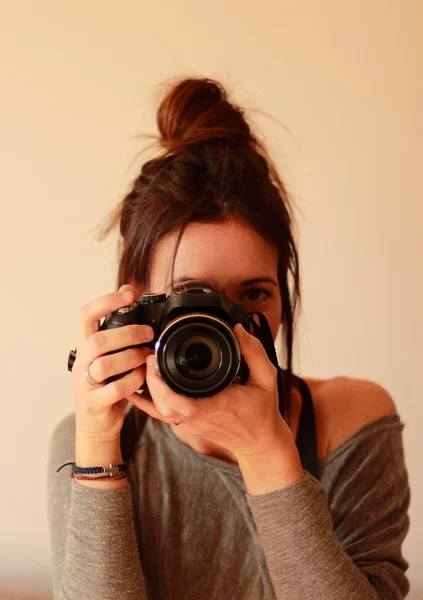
[[248, 311, 318, 479], [248, 311, 285, 418]]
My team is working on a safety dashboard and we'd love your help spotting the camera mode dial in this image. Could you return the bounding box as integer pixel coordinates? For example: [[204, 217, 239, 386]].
[[139, 293, 167, 304]]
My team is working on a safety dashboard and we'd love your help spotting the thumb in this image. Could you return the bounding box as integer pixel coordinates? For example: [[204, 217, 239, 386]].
[[233, 323, 277, 389], [118, 283, 140, 300]]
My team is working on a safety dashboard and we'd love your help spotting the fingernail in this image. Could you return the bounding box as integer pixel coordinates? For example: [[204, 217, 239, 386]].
[[121, 291, 134, 302], [143, 326, 154, 339], [236, 323, 246, 336]]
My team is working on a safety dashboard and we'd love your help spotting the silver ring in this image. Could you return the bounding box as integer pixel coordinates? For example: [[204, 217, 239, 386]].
[[84, 363, 102, 387], [173, 419, 182, 426]]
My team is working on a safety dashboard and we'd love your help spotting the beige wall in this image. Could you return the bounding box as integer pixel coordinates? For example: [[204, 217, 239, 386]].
[[1, 0, 421, 597]]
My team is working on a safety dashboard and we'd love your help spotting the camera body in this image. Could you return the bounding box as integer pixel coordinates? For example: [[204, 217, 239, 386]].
[[66, 280, 257, 399], [105, 280, 255, 398], [101, 280, 251, 398]]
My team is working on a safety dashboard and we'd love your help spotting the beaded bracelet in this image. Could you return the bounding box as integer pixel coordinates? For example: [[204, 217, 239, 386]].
[[71, 471, 127, 482]]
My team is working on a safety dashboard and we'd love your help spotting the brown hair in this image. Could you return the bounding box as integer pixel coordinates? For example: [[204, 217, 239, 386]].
[[98, 76, 301, 422]]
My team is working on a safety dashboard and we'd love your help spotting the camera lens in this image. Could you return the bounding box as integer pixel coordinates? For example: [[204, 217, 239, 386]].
[[156, 315, 241, 398], [174, 336, 221, 380], [185, 343, 212, 370]]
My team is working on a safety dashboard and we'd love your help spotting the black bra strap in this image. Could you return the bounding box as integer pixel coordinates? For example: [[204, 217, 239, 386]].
[[290, 374, 319, 479]]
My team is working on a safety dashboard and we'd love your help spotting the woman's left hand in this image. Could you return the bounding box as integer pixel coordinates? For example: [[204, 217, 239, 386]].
[[130, 323, 297, 459]]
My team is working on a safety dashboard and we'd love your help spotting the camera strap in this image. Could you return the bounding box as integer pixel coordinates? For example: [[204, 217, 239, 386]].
[[247, 311, 286, 420], [248, 311, 318, 479]]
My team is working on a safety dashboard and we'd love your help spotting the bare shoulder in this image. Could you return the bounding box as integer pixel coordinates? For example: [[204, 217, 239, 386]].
[[304, 375, 397, 458]]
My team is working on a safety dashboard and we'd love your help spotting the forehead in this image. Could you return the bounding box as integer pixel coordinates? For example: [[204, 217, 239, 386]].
[[149, 219, 278, 289]]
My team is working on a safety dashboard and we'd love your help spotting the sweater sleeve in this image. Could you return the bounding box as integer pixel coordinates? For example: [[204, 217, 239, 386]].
[[47, 414, 148, 600], [245, 415, 410, 600]]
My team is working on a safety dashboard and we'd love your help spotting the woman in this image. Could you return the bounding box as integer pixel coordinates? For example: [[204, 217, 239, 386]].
[[48, 77, 410, 599]]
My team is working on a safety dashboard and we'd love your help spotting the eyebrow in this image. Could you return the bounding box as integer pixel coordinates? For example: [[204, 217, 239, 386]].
[[166, 276, 279, 289]]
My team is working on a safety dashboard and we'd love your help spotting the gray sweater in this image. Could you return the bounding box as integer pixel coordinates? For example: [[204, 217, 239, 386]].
[[48, 413, 410, 600]]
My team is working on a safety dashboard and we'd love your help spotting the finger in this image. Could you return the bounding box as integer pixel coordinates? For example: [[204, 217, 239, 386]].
[[88, 346, 151, 386], [126, 392, 181, 424], [77, 289, 136, 349], [74, 324, 154, 380], [233, 323, 277, 389], [76, 366, 145, 412], [145, 354, 194, 418], [118, 283, 140, 298], [118, 398, 129, 413]]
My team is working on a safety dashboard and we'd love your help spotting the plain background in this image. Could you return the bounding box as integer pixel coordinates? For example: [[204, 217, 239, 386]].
[[0, 1, 421, 598]]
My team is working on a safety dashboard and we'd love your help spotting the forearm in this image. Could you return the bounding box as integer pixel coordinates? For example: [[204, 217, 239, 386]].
[[246, 473, 381, 600], [51, 437, 147, 599], [57, 481, 148, 600]]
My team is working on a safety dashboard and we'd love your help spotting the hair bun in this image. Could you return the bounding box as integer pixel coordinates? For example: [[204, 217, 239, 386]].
[[156, 77, 253, 154]]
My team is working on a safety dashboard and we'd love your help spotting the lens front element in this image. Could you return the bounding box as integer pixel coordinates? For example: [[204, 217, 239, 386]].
[[175, 335, 221, 380]]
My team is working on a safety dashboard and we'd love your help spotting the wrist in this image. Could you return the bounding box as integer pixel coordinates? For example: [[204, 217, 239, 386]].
[[75, 437, 123, 467], [74, 477, 128, 490], [74, 438, 127, 490], [233, 414, 296, 461], [236, 439, 304, 496]]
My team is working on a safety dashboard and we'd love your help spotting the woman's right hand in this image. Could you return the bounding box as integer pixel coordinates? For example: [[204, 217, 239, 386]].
[[72, 284, 155, 446]]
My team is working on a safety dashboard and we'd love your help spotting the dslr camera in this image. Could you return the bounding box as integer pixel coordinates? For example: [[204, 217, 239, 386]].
[[68, 280, 273, 399]]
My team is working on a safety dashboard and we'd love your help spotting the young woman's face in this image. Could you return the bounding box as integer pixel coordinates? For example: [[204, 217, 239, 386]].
[[146, 219, 282, 341]]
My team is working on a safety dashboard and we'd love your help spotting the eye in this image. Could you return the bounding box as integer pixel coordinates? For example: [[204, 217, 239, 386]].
[[241, 288, 270, 303]]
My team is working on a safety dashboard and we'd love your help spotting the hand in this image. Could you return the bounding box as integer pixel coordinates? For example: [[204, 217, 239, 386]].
[[72, 284, 155, 444], [132, 322, 296, 459]]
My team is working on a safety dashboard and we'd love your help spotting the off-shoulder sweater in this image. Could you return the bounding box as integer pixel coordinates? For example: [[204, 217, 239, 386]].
[[48, 411, 410, 599]]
